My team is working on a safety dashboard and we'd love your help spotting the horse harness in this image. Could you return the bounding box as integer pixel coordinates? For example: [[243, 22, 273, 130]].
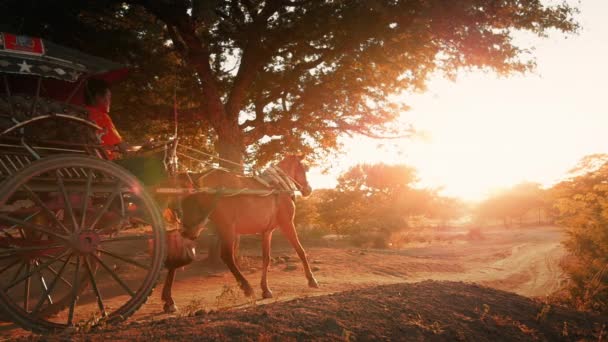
[[160, 165, 302, 237]]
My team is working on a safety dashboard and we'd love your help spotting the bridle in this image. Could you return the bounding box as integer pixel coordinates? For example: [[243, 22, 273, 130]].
[[274, 165, 307, 193]]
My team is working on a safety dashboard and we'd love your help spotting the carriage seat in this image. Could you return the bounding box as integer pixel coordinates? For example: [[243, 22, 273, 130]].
[[0, 95, 99, 144]]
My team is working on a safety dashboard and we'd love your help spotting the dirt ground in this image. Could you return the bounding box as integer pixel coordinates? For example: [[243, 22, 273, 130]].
[[45, 281, 608, 341], [0, 225, 574, 340]]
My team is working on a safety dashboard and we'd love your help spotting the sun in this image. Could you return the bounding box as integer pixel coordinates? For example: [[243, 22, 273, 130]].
[[308, 66, 608, 202]]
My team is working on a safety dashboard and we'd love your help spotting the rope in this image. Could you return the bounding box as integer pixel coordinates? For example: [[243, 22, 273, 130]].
[[173, 82, 178, 138], [176, 152, 240, 174], [180, 145, 253, 171]]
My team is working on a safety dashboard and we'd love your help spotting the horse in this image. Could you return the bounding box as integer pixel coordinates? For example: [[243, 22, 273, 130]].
[[159, 155, 318, 313]]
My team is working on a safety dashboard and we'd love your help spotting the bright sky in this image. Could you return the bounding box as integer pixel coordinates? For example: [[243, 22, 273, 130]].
[[308, 0, 608, 202]]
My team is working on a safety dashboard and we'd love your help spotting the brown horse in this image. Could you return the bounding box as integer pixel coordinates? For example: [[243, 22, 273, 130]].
[[160, 155, 318, 313]]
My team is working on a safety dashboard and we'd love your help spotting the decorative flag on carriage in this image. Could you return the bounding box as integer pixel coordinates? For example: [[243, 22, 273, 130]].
[[0, 32, 127, 82], [0, 33, 45, 55]]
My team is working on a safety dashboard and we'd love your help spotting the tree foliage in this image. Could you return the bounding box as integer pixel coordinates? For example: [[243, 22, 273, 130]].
[[297, 163, 465, 238], [476, 182, 547, 227], [551, 154, 608, 313], [1, 0, 579, 166]]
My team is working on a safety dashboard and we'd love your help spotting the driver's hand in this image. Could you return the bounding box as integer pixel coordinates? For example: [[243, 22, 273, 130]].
[[141, 140, 157, 149], [117, 142, 130, 154]]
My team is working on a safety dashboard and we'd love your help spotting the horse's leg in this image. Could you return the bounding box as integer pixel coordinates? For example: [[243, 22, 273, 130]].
[[280, 222, 319, 288], [162, 267, 178, 313], [261, 230, 273, 298], [217, 226, 254, 297]]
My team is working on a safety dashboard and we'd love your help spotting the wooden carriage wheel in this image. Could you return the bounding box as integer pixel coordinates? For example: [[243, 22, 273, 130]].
[[0, 155, 165, 333]]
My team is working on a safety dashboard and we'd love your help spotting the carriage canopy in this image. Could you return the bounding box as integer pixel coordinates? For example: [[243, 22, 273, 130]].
[[0, 32, 127, 83]]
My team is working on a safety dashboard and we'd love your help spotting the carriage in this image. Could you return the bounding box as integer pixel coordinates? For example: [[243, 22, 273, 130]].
[[0, 32, 180, 333], [0, 33, 316, 334]]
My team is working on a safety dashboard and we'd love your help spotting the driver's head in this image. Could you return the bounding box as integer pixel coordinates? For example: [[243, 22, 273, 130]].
[[85, 79, 111, 113]]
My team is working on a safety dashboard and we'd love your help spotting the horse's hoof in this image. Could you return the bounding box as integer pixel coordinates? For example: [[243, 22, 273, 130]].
[[262, 290, 273, 299], [308, 278, 320, 288], [242, 286, 254, 297], [163, 303, 178, 313]]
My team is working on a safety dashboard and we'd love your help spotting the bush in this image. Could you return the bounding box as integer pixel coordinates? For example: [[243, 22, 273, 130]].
[[466, 227, 484, 241], [551, 156, 608, 313], [350, 231, 391, 249]]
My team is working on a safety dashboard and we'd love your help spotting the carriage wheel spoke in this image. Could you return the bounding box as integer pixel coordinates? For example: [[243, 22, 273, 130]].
[[0, 257, 21, 274], [23, 263, 31, 312], [119, 193, 126, 218], [91, 253, 135, 297], [0, 244, 66, 258], [85, 256, 106, 317], [32, 255, 72, 314], [99, 249, 150, 270], [39, 254, 79, 268], [4, 249, 69, 291], [89, 186, 121, 232], [0, 254, 19, 261], [79, 170, 94, 233], [56, 171, 79, 232], [22, 185, 70, 234], [34, 261, 53, 305], [67, 256, 80, 326], [100, 234, 152, 244], [11, 262, 25, 283], [0, 214, 68, 242], [2, 210, 42, 238], [45, 264, 73, 288]]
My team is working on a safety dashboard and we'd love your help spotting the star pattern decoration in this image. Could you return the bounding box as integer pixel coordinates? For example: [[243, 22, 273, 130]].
[[0, 56, 85, 81], [18, 60, 32, 73], [68, 70, 81, 80]]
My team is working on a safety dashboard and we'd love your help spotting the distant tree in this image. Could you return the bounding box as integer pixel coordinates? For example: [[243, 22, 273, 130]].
[[1, 0, 580, 168], [320, 163, 444, 235], [293, 193, 321, 230], [316, 188, 368, 235], [476, 182, 545, 227], [551, 154, 608, 313], [428, 196, 467, 228], [337, 164, 418, 195]]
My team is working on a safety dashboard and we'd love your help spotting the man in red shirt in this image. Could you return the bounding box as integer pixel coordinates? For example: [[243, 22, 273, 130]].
[[84, 79, 166, 186], [85, 79, 128, 159]]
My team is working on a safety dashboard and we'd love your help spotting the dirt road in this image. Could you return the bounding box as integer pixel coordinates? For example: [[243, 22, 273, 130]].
[[399, 226, 566, 297], [0, 225, 567, 338]]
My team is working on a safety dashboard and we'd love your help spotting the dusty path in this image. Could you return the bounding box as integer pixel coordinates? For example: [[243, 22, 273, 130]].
[[400, 226, 566, 297], [27, 281, 608, 341], [0, 226, 567, 338]]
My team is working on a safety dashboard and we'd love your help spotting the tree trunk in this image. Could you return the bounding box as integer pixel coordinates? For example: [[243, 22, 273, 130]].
[[215, 119, 245, 171], [204, 117, 245, 265]]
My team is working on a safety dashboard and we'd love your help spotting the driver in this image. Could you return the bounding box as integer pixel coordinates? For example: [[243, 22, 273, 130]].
[[84, 78, 128, 159], [84, 79, 166, 186]]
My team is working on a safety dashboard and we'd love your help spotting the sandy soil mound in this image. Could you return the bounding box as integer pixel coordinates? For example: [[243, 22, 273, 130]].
[[40, 281, 606, 341]]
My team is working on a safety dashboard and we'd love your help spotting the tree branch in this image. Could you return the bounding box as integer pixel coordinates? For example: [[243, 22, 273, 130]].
[[225, 0, 284, 118], [130, 0, 226, 126]]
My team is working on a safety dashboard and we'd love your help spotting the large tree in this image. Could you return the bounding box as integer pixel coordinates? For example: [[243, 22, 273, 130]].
[[1, 0, 578, 168]]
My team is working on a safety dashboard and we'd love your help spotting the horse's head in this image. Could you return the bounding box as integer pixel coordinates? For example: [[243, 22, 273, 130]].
[[278, 154, 313, 197]]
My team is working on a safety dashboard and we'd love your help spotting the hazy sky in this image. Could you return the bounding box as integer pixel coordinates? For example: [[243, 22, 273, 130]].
[[307, 0, 607, 201]]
